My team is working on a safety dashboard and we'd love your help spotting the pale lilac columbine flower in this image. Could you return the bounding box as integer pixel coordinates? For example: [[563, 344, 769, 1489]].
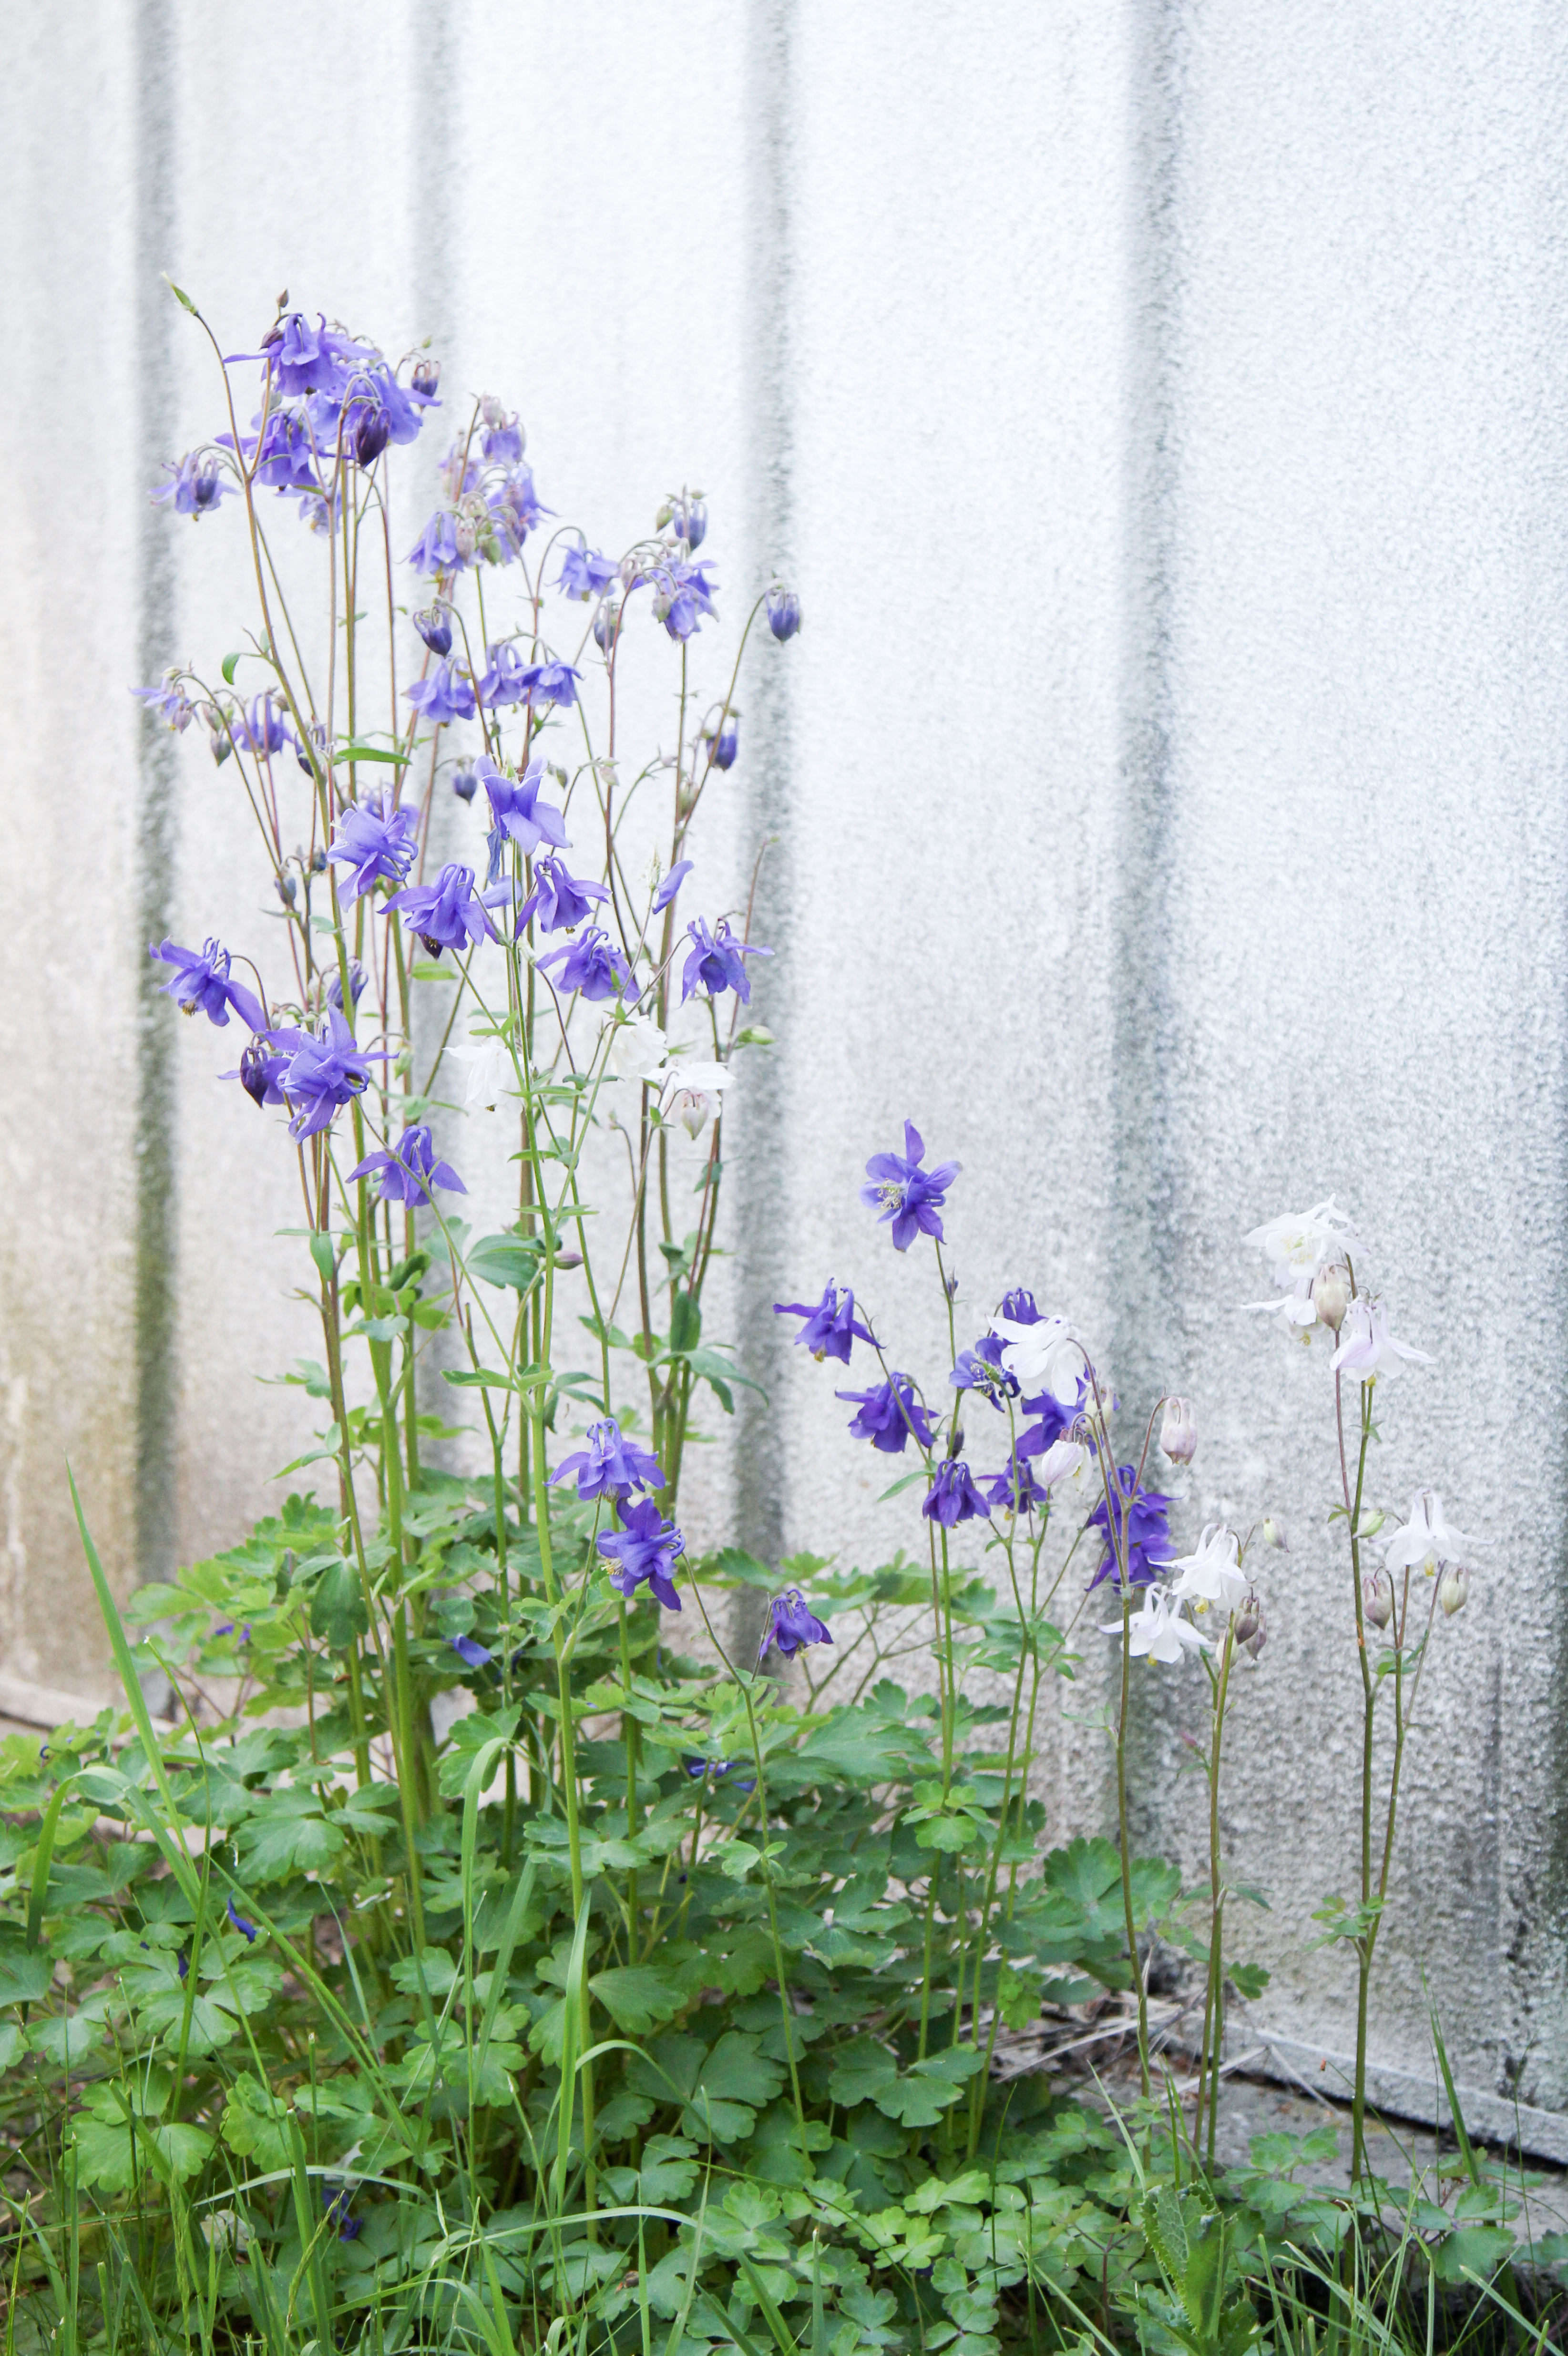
[[384, 863, 493, 957], [1100, 1586, 1209, 1665], [1161, 1523, 1248, 1617], [480, 397, 524, 463], [133, 671, 197, 730], [653, 859, 694, 914], [482, 757, 570, 857], [1245, 1196, 1360, 1330], [556, 542, 619, 601], [1383, 1490, 1473, 1579], [1160, 1397, 1197, 1464], [503, 856, 608, 936], [404, 657, 476, 725], [989, 1314, 1087, 1409], [1034, 1433, 1093, 1490], [758, 1589, 831, 1663], [347, 1123, 466, 1209], [151, 450, 230, 516], [1331, 1298, 1433, 1383]]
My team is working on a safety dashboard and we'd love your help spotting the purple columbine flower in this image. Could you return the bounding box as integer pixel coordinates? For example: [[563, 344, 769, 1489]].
[[556, 543, 620, 601], [232, 694, 291, 759], [322, 2184, 363, 2243], [327, 791, 420, 900], [550, 1418, 665, 1502], [273, 1007, 389, 1141], [347, 1123, 467, 1209], [519, 659, 581, 710], [1086, 1464, 1175, 1591], [226, 1896, 257, 1944], [597, 1498, 685, 1611], [405, 657, 476, 726], [477, 640, 530, 707], [758, 1589, 831, 1663], [506, 856, 609, 936], [537, 926, 634, 1002], [384, 863, 493, 958], [413, 604, 451, 656], [984, 1455, 1047, 1517], [132, 672, 197, 732], [922, 1459, 990, 1528], [1013, 1396, 1074, 1460], [481, 402, 525, 463], [860, 1122, 961, 1254], [240, 406, 323, 493], [325, 961, 368, 1010], [451, 762, 479, 804], [151, 450, 230, 516], [835, 1372, 935, 1455], [482, 758, 570, 857], [147, 937, 263, 1029], [405, 509, 471, 574], [999, 1287, 1041, 1325], [648, 557, 718, 641], [488, 463, 550, 557], [704, 715, 738, 771], [239, 311, 373, 399], [653, 860, 694, 914], [774, 1283, 873, 1366], [233, 1037, 289, 1109], [681, 918, 769, 1005], [766, 587, 801, 641], [668, 494, 708, 550], [450, 1633, 493, 1671], [949, 1337, 1019, 1410]]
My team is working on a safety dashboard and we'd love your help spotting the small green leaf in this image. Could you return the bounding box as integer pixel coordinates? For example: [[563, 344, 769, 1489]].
[[309, 1560, 369, 1651], [669, 1293, 702, 1354], [221, 651, 246, 686], [308, 1232, 336, 1285], [164, 278, 197, 313]]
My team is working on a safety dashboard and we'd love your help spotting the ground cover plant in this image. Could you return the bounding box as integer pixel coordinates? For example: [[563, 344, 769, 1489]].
[[0, 289, 1560, 2355]]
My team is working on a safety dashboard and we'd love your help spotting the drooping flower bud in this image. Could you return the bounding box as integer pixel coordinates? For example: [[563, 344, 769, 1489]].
[[414, 605, 452, 657], [275, 873, 297, 909], [209, 722, 232, 767], [705, 713, 738, 771], [1357, 1506, 1384, 1542], [453, 513, 478, 562], [1236, 1593, 1266, 1657], [451, 762, 479, 804], [353, 402, 391, 467], [411, 357, 441, 400], [593, 601, 621, 654], [1363, 1570, 1394, 1630], [480, 393, 506, 429], [670, 494, 707, 550], [1261, 1516, 1290, 1552], [239, 1039, 271, 1109], [1312, 1262, 1352, 1333], [766, 586, 801, 642], [1438, 1564, 1470, 1617], [1159, 1396, 1197, 1465]]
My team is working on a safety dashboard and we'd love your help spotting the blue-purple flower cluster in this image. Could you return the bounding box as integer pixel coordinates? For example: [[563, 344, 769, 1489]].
[[550, 1420, 684, 1612]]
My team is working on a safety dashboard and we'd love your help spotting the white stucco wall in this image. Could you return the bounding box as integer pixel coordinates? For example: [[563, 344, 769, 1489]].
[[3, 0, 1566, 2120]]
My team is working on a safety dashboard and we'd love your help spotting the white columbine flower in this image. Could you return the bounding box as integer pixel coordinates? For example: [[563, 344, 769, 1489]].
[[1383, 1489, 1472, 1578], [449, 1028, 518, 1110], [1162, 1523, 1248, 1616], [660, 1058, 732, 1140], [1099, 1586, 1210, 1665], [990, 1313, 1089, 1409], [1330, 1298, 1433, 1383], [1245, 1196, 1360, 1291], [601, 1012, 669, 1085], [1035, 1435, 1091, 1489]]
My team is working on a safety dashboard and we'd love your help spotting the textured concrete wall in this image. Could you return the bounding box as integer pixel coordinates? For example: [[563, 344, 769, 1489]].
[[3, 0, 1566, 2116]]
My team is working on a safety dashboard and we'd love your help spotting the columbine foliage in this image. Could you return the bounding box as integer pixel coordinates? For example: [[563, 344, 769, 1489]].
[[0, 291, 1527, 2354]]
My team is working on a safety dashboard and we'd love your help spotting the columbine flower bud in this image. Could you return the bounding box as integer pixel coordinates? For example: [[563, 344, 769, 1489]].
[[1262, 1516, 1290, 1552], [766, 586, 801, 642], [414, 605, 452, 658], [670, 494, 707, 550], [353, 403, 391, 467], [239, 1039, 271, 1109], [209, 723, 231, 767], [1357, 1506, 1384, 1542], [1363, 1570, 1393, 1630], [1159, 1397, 1197, 1465], [481, 393, 505, 429], [275, 874, 297, 909], [1236, 1593, 1265, 1657], [705, 713, 738, 770], [451, 762, 478, 804], [411, 357, 440, 400], [1439, 1564, 1470, 1617], [1312, 1262, 1352, 1333], [593, 601, 621, 654], [453, 513, 478, 561]]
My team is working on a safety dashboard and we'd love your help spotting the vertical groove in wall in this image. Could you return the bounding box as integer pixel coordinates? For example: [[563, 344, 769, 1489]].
[[1112, 0, 1187, 1845], [133, 0, 181, 1591], [732, 0, 797, 1638], [408, 0, 467, 1460]]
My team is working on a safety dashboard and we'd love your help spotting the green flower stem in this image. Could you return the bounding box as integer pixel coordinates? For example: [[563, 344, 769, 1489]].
[[1192, 1620, 1235, 2168], [1116, 1580, 1149, 2099], [1337, 1370, 1376, 2182]]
